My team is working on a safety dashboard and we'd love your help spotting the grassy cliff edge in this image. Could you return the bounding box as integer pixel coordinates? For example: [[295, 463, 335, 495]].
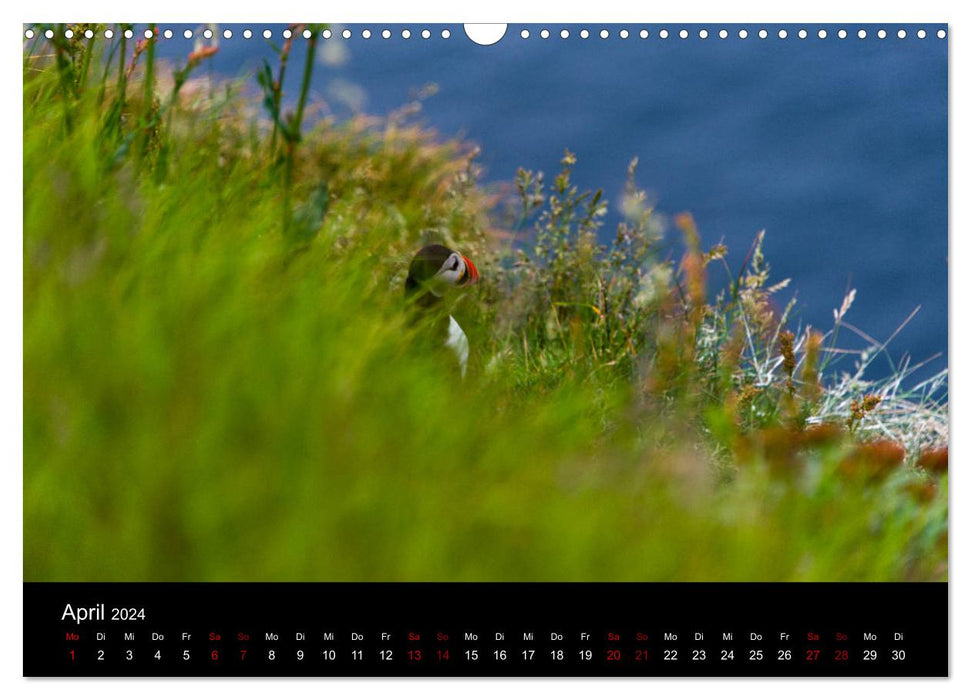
[[23, 26, 947, 581]]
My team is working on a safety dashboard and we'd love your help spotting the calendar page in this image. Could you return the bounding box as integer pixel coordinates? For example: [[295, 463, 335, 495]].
[[22, 19, 948, 678]]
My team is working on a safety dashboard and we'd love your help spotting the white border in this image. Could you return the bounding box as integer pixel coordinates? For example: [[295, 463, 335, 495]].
[[5, 1, 964, 22], [5, 1, 965, 699]]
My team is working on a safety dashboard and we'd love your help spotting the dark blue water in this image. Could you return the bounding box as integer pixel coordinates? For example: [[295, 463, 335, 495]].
[[158, 24, 948, 386]]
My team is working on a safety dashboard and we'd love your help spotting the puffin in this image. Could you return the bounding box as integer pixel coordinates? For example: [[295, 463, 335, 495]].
[[404, 244, 479, 377]]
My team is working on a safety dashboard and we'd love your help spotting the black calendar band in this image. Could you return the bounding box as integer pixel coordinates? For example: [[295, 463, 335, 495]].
[[24, 582, 947, 677]]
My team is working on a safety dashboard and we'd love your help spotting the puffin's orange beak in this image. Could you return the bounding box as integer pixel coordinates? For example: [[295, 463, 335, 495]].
[[461, 256, 479, 286]]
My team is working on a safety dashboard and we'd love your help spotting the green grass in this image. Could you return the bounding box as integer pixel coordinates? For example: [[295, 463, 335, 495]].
[[23, 26, 947, 582]]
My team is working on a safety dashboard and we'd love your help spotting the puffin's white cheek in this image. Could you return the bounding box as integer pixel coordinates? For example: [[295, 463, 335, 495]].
[[437, 269, 461, 286]]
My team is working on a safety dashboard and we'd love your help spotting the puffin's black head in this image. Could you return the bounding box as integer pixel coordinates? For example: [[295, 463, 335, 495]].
[[404, 244, 479, 299]]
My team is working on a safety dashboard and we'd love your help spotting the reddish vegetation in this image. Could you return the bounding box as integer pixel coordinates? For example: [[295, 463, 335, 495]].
[[917, 447, 948, 475], [801, 423, 844, 448], [187, 46, 218, 64], [905, 482, 938, 503], [838, 440, 906, 482]]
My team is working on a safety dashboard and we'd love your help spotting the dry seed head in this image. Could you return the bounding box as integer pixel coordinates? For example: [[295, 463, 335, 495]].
[[675, 212, 700, 251], [675, 212, 706, 325], [739, 289, 776, 340], [682, 251, 706, 309], [834, 288, 857, 324], [704, 243, 727, 265], [847, 394, 883, 430], [719, 326, 746, 375], [779, 330, 796, 379], [738, 384, 760, 405], [800, 330, 824, 403]]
